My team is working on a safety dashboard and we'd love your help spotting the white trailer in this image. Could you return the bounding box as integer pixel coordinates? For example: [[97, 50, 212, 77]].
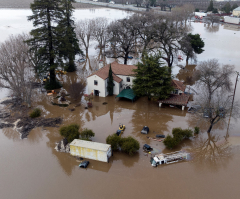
[[70, 139, 112, 163], [150, 151, 189, 167], [194, 12, 207, 17], [224, 16, 240, 25]]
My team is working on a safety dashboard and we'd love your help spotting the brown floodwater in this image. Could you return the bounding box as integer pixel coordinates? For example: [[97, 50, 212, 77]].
[[1, 9, 240, 199]]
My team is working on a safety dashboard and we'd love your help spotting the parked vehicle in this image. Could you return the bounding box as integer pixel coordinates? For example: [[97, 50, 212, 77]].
[[188, 105, 201, 113], [79, 161, 89, 168], [141, 126, 149, 134], [156, 134, 165, 138], [93, 0, 98, 2], [78, 58, 86, 63], [143, 144, 153, 152], [150, 151, 189, 167], [116, 123, 125, 136], [109, 1, 115, 4], [194, 12, 207, 17]]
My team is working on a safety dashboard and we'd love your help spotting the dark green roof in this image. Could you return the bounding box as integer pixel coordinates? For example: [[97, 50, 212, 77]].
[[116, 89, 136, 101]]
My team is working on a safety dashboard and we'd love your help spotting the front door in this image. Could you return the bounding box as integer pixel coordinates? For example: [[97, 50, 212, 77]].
[[94, 90, 99, 96]]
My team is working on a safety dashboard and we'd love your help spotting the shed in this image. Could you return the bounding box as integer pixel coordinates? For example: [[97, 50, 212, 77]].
[[158, 94, 190, 110], [70, 139, 112, 163]]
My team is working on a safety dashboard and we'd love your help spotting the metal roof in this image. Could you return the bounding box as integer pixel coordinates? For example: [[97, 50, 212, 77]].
[[70, 139, 111, 152], [233, 7, 240, 11]]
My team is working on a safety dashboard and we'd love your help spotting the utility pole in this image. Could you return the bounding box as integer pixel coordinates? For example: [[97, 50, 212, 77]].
[[226, 71, 240, 139]]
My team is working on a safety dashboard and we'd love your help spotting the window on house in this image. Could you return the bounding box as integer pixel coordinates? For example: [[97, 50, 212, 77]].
[[174, 90, 178, 95], [126, 77, 130, 82], [94, 80, 98, 85], [120, 82, 122, 88]]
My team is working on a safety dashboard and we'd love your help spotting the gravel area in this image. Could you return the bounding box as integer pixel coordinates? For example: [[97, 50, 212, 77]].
[[0, 0, 101, 9]]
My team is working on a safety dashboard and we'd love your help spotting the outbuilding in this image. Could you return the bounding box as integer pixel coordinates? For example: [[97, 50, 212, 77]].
[[70, 139, 112, 163], [233, 6, 240, 17]]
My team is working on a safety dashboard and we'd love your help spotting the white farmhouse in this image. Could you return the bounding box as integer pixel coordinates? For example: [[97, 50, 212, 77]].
[[87, 61, 137, 97]]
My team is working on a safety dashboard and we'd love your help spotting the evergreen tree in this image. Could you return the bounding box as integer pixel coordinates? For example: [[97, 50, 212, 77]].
[[58, 0, 82, 72], [223, 2, 231, 14], [132, 53, 173, 100], [232, 3, 239, 11], [207, 0, 214, 12], [188, 33, 205, 54], [107, 64, 114, 96], [28, 0, 63, 89]]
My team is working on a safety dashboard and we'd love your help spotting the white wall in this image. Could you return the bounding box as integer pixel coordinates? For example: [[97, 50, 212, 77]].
[[117, 75, 135, 92], [87, 75, 106, 97], [105, 78, 120, 96]]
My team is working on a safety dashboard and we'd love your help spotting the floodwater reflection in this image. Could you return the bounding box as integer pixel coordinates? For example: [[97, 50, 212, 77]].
[[205, 24, 220, 33], [190, 133, 232, 171]]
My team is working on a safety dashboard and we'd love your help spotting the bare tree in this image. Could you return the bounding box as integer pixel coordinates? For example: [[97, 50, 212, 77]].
[[193, 90, 239, 133], [129, 13, 159, 55], [0, 34, 35, 107], [68, 82, 85, 102], [205, 14, 220, 26], [135, 0, 143, 7], [76, 19, 95, 56], [152, 16, 187, 69], [194, 59, 234, 104], [106, 18, 138, 64], [92, 17, 109, 57]]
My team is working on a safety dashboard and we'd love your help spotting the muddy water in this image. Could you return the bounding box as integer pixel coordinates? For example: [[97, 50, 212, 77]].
[[1, 9, 240, 199]]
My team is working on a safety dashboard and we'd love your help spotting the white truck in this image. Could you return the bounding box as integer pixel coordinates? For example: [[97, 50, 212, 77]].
[[194, 12, 207, 17], [150, 151, 189, 167], [70, 139, 112, 163]]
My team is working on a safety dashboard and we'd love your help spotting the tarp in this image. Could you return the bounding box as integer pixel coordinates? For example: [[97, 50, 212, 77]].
[[116, 89, 136, 101]]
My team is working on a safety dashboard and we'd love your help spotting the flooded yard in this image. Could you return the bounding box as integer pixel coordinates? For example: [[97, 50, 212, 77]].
[[0, 8, 240, 199]]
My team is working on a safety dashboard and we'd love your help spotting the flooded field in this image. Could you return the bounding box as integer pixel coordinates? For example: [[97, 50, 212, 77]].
[[0, 9, 240, 199]]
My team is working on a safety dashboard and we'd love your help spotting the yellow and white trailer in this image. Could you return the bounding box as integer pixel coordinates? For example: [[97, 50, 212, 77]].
[[70, 139, 112, 163]]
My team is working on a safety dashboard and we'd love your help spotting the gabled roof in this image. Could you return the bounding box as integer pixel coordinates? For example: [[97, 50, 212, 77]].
[[159, 94, 190, 106], [88, 61, 137, 83], [233, 7, 240, 11], [172, 80, 186, 92]]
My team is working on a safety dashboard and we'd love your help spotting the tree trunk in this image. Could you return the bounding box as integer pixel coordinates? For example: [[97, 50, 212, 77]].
[[85, 47, 88, 57], [207, 123, 213, 133], [124, 53, 129, 65], [47, 8, 56, 84], [186, 56, 189, 65]]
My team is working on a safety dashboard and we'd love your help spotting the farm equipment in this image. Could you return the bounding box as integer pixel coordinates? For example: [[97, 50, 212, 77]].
[[116, 123, 125, 136]]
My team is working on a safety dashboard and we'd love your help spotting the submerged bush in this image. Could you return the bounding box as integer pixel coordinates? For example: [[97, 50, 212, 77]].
[[106, 134, 140, 155], [60, 124, 80, 143], [163, 128, 193, 149], [194, 127, 200, 134], [121, 136, 140, 156], [106, 134, 122, 151], [29, 108, 41, 118], [80, 128, 95, 141]]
